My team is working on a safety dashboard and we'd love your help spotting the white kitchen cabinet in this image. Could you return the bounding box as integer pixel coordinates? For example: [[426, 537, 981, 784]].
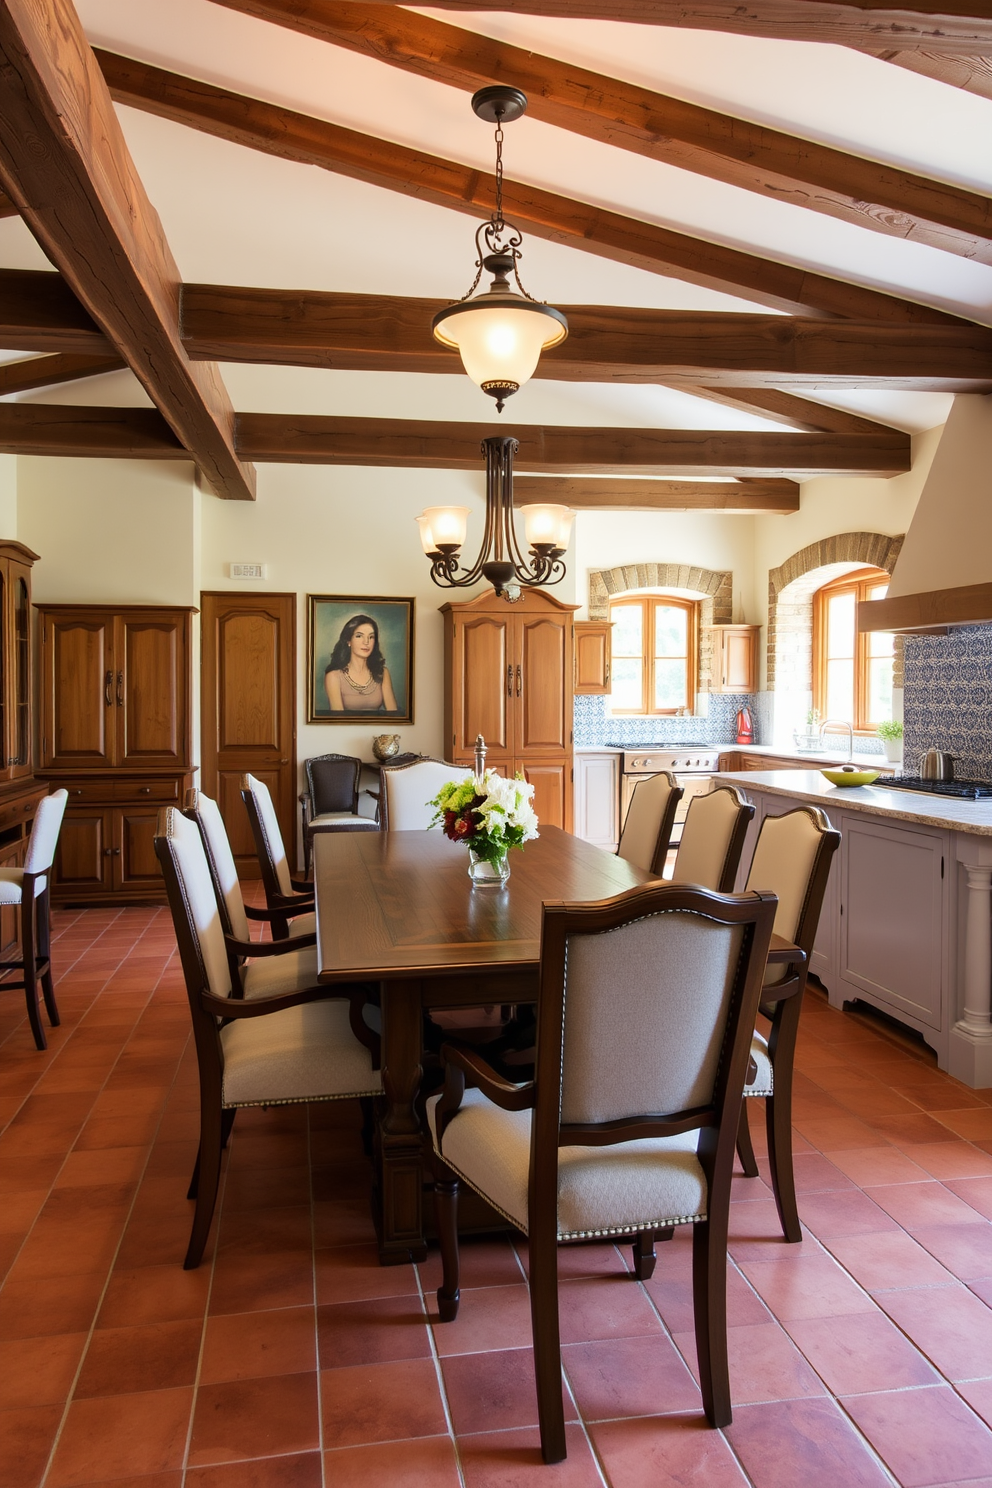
[[574, 751, 620, 851]]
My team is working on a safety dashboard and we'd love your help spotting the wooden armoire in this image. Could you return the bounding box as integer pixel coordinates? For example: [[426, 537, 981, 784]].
[[36, 605, 196, 904], [0, 543, 46, 955], [441, 587, 577, 831]]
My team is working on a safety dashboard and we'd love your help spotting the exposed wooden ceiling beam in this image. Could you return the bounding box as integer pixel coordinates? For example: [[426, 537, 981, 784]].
[[870, 48, 992, 100], [208, 2, 992, 265], [0, 1, 255, 500], [97, 49, 964, 326], [0, 404, 185, 459], [0, 190, 17, 219], [0, 353, 126, 396], [179, 284, 992, 388], [233, 413, 911, 475], [403, 1, 992, 52], [512, 476, 800, 511], [0, 270, 113, 355], [672, 386, 893, 432]]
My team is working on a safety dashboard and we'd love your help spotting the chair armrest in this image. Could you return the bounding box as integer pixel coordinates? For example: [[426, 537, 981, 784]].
[[202, 985, 339, 1018], [224, 933, 317, 958], [245, 903, 300, 923], [299, 792, 313, 828], [289, 879, 314, 896], [441, 1044, 535, 1111], [766, 935, 806, 966]]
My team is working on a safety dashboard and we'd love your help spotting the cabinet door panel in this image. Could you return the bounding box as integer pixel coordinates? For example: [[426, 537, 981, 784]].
[[118, 808, 163, 890], [515, 759, 569, 832], [53, 809, 114, 894], [574, 754, 619, 850], [42, 615, 114, 768], [0, 838, 23, 956], [516, 616, 568, 755], [119, 615, 187, 767], [841, 817, 944, 1029], [451, 616, 511, 759]]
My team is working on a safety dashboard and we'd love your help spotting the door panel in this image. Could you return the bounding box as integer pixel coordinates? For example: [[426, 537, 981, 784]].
[[516, 615, 569, 755], [8, 568, 32, 779], [41, 614, 114, 768], [451, 615, 511, 760], [201, 593, 297, 874], [515, 758, 569, 832], [118, 808, 163, 890], [119, 616, 187, 766], [53, 809, 114, 895]]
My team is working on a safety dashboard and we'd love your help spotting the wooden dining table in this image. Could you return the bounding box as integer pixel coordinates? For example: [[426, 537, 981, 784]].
[[312, 826, 803, 1265]]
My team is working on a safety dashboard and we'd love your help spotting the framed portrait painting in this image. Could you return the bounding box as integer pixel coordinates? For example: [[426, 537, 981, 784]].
[[307, 595, 415, 725]]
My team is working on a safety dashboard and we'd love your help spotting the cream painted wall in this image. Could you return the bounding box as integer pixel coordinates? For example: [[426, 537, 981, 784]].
[[0, 455, 17, 537]]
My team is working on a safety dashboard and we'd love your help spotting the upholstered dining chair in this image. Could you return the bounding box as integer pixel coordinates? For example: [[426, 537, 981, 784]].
[[155, 807, 382, 1269], [670, 784, 754, 893], [2, 789, 68, 1050], [241, 773, 315, 937], [738, 805, 841, 1242], [429, 880, 777, 1462], [379, 755, 472, 831], [300, 753, 377, 873], [617, 770, 683, 876]]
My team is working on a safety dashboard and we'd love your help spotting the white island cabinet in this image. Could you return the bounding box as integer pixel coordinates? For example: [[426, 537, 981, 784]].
[[717, 770, 992, 1089], [574, 750, 620, 852]]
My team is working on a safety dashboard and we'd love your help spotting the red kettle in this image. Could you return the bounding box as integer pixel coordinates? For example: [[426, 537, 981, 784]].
[[735, 704, 754, 745]]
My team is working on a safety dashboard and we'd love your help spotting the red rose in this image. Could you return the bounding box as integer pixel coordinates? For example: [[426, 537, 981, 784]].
[[453, 816, 471, 837]]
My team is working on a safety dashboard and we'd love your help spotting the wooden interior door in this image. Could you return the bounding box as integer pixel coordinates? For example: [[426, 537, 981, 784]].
[[200, 593, 297, 875]]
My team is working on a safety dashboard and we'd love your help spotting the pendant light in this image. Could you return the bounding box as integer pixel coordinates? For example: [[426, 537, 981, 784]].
[[431, 86, 568, 412]]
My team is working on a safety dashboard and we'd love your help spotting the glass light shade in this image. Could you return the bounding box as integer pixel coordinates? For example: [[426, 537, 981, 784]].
[[520, 503, 575, 550], [415, 514, 437, 555], [422, 505, 469, 548], [433, 289, 567, 391]]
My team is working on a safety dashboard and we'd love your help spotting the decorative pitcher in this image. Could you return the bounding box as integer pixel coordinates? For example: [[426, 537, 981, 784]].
[[372, 733, 401, 762]]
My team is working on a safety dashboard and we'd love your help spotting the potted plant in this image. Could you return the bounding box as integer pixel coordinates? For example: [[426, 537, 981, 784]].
[[877, 719, 904, 763], [430, 769, 539, 886], [793, 707, 823, 754]]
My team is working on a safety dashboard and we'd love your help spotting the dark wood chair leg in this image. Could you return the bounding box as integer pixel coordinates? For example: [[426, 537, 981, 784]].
[[186, 1145, 201, 1201], [20, 891, 45, 1051], [632, 1229, 657, 1280], [37, 888, 59, 1027], [185, 1100, 223, 1269], [529, 1217, 567, 1464], [691, 1212, 732, 1428], [220, 1107, 236, 1148], [433, 1162, 461, 1322], [736, 1100, 760, 1177], [359, 1095, 375, 1157], [764, 994, 803, 1242]]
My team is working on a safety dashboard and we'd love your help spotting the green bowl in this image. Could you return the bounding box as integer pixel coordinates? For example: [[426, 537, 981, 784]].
[[820, 767, 881, 788]]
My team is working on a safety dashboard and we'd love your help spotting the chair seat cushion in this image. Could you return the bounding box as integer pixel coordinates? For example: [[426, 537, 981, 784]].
[[309, 812, 377, 831], [221, 998, 382, 1107], [0, 868, 46, 903], [744, 1031, 773, 1096], [242, 943, 319, 1000], [289, 912, 316, 938], [427, 1088, 707, 1241]]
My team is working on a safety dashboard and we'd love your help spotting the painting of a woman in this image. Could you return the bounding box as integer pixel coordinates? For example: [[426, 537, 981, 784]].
[[324, 613, 398, 713]]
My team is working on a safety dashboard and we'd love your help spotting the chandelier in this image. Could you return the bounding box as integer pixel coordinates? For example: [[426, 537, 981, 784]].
[[431, 86, 568, 412], [416, 436, 574, 600]]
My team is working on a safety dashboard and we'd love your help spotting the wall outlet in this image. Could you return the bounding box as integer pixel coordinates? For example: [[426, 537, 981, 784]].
[[229, 562, 266, 579]]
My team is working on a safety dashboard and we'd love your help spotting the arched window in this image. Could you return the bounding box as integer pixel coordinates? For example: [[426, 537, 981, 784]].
[[813, 567, 894, 731], [608, 594, 698, 716]]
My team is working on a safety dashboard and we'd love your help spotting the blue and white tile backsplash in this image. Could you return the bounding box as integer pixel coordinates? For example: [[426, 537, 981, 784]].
[[574, 693, 759, 747], [903, 624, 992, 781]]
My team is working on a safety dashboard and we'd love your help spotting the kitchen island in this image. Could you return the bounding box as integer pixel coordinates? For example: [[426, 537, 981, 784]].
[[717, 769, 992, 1089]]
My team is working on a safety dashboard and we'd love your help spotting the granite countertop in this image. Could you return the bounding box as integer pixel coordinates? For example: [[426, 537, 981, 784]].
[[717, 769, 992, 837], [730, 743, 893, 769]]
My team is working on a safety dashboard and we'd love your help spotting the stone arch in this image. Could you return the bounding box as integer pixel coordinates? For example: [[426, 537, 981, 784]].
[[589, 562, 733, 694]]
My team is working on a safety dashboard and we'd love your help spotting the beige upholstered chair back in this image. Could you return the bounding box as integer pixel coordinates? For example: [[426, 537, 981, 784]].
[[745, 807, 827, 984], [617, 771, 679, 875], [156, 807, 233, 1000], [559, 910, 745, 1126], [382, 758, 472, 831], [671, 785, 750, 891], [242, 773, 292, 895], [188, 790, 249, 942], [25, 790, 68, 875]]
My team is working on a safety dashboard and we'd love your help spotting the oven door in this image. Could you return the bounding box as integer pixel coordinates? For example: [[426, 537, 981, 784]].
[[619, 770, 713, 847]]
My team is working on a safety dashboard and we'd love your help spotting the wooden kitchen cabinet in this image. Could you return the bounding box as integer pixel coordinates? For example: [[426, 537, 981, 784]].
[[573, 621, 612, 695], [442, 588, 577, 830], [37, 605, 196, 905], [706, 624, 759, 693]]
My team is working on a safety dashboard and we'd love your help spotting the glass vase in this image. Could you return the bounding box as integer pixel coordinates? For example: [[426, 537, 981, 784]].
[[467, 847, 510, 887]]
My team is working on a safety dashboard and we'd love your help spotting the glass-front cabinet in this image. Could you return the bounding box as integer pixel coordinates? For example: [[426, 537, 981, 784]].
[[0, 543, 38, 784]]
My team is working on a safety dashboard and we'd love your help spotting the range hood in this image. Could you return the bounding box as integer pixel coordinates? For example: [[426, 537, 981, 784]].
[[860, 394, 992, 634]]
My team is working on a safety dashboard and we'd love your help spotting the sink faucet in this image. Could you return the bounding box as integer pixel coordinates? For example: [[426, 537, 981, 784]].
[[819, 718, 854, 763]]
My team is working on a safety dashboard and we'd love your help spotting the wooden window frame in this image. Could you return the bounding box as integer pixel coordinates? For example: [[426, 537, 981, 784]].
[[608, 593, 698, 716], [813, 567, 892, 734]]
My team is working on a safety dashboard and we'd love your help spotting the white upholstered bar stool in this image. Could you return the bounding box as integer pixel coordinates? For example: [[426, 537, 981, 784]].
[[379, 756, 472, 831], [0, 789, 68, 1050], [617, 770, 682, 875], [669, 784, 754, 893], [241, 773, 316, 938]]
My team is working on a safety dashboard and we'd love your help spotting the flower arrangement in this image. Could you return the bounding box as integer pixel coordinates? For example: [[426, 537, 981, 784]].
[[430, 769, 539, 884]]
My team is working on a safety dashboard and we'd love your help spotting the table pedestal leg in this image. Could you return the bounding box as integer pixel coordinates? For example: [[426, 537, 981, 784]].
[[377, 978, 428, 1265]]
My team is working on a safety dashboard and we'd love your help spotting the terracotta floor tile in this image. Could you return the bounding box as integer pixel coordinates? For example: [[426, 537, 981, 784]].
[[911, 1222, 992, 1282], [780, 1151, 858, 1192], [785, 1309, 939, 1393], [956, 1378, 992, 1433], [561, 1332, 700, 1421], [903, 1143, 992, 1180], [872, 1114, 963, 1148], [946, 1176, 992, 1222], [864, 1179, 989, 1231], [826, 1144, 931, 1186], [440, 1345, 565, 1436], [557, 1274, 664, 1347], [590, 1413, 750, 1486], [676, 1320, 827, 1406], [458, 1423, 604, 1486], [310, 1195, 379, 1248], [794, 1114, 886, 1151], [0, 1403, 63, 1487], [418, 1234, 524, 1291], [726, 1198, 804, 1262], [937, 1109, 992, 1141], [97, 1262, 210, 1328], [0, 1332, 87, 1410], [53, 1146, 148, 1190], [200, 1305, 316, 1383], [186, 1453, 322, 1488], [876, 1285, 992, 1381], [647, 1260, 771, 1335], [0, 1269, 107, 1339], [76, 1318, 203, 1397], [323, 1435, 461, 1488], [797, 1188, 901, 1239], [319, 1356, 447, 1447], [824, 1230, 957, 1291], [48, 1386, 193, 1487], [317, 1293, 431, 1369], [208, 1247, 314, 1315], [738, 1252, 874, 1322], [725, 1396, 894, 1488], [316, 1242, 420, 1305], [429, 1282, 534, 1357], [188, 1371, 320, 1466], [843, 1385, 992, 1487]]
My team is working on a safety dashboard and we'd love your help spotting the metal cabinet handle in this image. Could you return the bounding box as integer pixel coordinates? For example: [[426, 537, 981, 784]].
[[138, 787, 151, 795], [605, 661, 610, 684], [105, 670, 113, 707], [506, 664, 513, 697], [515, 665, 522, 697], [116, 671, 124, 707]]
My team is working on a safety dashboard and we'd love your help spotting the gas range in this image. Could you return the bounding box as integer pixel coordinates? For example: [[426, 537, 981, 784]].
[[609, 745, 722, 775], [874, 775, 992, 801]]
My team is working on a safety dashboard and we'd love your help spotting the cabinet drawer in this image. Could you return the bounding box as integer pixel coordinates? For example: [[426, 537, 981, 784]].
[[63, 781, 116, 804], [116, 779, 180, 804], [0, 791, 43, 835]]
